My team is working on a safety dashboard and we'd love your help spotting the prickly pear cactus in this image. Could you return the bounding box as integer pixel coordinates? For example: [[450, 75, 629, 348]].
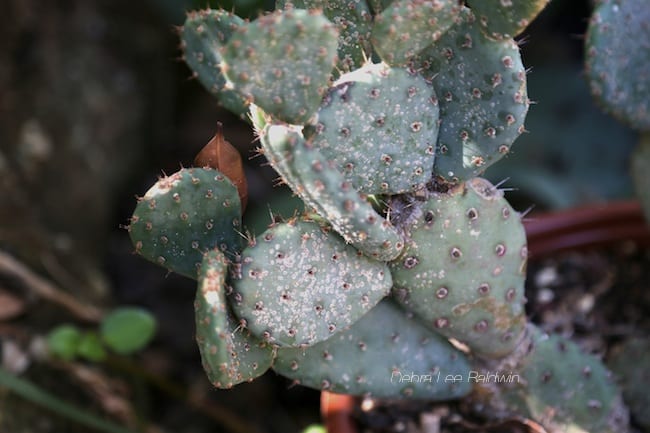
[[129, 168, 243, 279], [230, 219, 392, 347], [221, 9, 339, 124], [180, 9, 249, 118], [607, 337, 650, 429], [417, 7, 529, 183], [473, 325, 629, 433], [305, 63, 439, 195], [195, 249, 274, 388], [273, 299, 473, 399], [466, 0, 551, 40], [276, 0, 373, 74], [371, 0, 461, 66], [390, 178, 528, 358], [585, 0, 650, 130], [124, 2, 635, 432]]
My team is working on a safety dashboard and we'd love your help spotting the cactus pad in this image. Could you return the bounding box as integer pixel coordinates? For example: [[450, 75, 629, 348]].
[[129, 168, 242, 279], [221, 9, 339, 125], [466, 0, 550, 40], [273, 299, 473, 399], [180, 9, 249, 118], [277, 0, 373, 74], [607, 337, 650, 429], [475, 325, 629, 433], [195, 250, 274, 388], [230, 219, 392, 347], [371, 0, 461, 65], [305, 63, 438, 195], [585, 0, 650, 130], [390, 178, 527, 358], [417, 8, 529, 183]]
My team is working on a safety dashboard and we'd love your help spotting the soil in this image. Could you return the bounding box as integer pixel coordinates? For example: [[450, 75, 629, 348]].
[[351, 240, 650, 433]]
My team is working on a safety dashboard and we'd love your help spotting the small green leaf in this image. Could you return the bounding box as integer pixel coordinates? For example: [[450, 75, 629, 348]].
[[100, 307, 157, 355], [47, 325, 82, 361], [301, 425, 326, 433], [76, 332, 107, 362]]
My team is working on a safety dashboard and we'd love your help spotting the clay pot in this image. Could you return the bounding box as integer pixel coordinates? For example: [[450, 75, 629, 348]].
[[320, 200, 650, 433]]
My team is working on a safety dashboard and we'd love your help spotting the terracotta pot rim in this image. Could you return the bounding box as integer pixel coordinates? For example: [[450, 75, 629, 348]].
[[320, 201, 650, 433], [524, 200, 650, 257]]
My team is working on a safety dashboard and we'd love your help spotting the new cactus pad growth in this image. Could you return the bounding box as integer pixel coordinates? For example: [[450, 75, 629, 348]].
[[126, 2, 635, 431]]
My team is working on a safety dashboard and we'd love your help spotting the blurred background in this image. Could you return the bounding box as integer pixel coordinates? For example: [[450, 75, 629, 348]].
[[0, 0, 640, 432]]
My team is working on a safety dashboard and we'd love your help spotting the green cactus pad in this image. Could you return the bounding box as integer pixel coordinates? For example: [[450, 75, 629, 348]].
[[371, 0, 461, 65], [230, 219, 391, 347], [417, 8, 529, 184], [129, 168, 243, 279], [607, 337, 650, 429], [259, 123, 405, 261], [631, 133, 650, 222], [195, 250, 274, 388], [305, 63, 438, 195], [180, 9, 249, 118], [221, 9, 339, 125], [276, 0, 373, 74], [273, 299, 473, 399], [585, 0, 650, 130], [466, 0, 550, 40], [390, 178, 527, 358], [474, 325, 629, 433]]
